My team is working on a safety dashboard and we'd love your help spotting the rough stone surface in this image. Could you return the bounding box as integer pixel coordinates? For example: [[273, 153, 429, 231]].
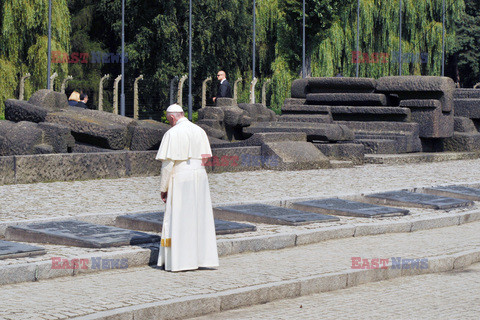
[[398, 99, 454, 138], [0, 156, 15, 185], [306, 93, 387, 106], [330, 106, 411, 122], [244, 122, 354, 142], [314, 143, 364, 164], [283, 98, 307, 107], [375, 76, 455, 112], [441, 132, 480, 152], [223, 106, 251, 127], [71, 143, 115, 153], [454, 117, 477, 133], [199, 123, 226, 140], [15, 152, 128, 184], [277, 114, 333, 124], [210, 146, 262, 173], [261, 141, 331, 170], [127, 151, 161, 177], [198, 107, 225, 122], [356, 139, 397, 154], [454, 99, 480, 119], [5, 220, 160, 248], [28, 89, 69, 110], [281, 104, 331, 114], [238, 103, 276, 122], [129, 120, 170, 151], [38, 122, 75, 153], [454, 88, 480, 99], [291, 77, 376, 98], [4, 99, 50, 123], [216, 98, 235, 107], [214, 204, 339, 225], [45, 110, 128, 150], [0, 121, 44, 156]]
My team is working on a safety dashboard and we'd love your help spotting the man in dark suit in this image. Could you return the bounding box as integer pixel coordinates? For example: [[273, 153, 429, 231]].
[[213, 70, 232, 103]]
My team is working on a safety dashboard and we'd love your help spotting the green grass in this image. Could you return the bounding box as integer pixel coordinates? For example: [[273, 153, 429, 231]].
[[0, 111, 5, 120]]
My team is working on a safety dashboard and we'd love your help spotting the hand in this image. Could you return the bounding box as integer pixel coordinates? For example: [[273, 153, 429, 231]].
[[161, 192, 168, 203], [212, 97, 216, 102]]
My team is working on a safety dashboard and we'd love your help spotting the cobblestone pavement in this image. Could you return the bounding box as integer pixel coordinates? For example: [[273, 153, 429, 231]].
[[0, 221, 479, 319], [193, 262, 480, 320], [1, 159, 480, 221]]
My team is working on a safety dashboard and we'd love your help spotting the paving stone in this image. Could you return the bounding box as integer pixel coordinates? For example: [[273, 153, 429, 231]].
[[365, 190, 473, 209], [0, 240, 46, 260], [213, 204, 339, 225], [422, 185, 480, 201], [292, 198, 409, 218], [115, 211, 256, 235], [5, 220, 160, 248]]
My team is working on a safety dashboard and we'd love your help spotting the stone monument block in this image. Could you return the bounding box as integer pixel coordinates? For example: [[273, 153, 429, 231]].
[[422, 185, 480, 201], [214, 204, 339, 225], [306, 93, 388, 106], [364, 190, 473, 209], [329, 106, 411, 122], [0, 240, 46, 260], [291, 77, 376, 98], [45, 110, 128, 150], [0, 121, 44, 156], [454, 117, 477, 133], [454, 89, 480, 99], [129, 120, 170, 151], [38, 122, 75, 153], [441, 132, 480, 152], [399, 99, 453, 138], [292, 198, 409, 218], [244, 122, 354, 142], [454, 99, 480, 119], [375, 76, 455, 112], [4, 99, 51, 123], [314, 142, 365, 164], [28, 89, 69, 110], [115, 212, 257, 235], [277, 114, 333, 124], [5, 220, 160, 248], [261, 141, 331, 170]]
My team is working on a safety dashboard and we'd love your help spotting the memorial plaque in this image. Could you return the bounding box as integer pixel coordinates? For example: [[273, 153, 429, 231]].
[[116, 212, 257, 235], [5, 221, 160, 248], [214, 204, 340, 225], [365, 191, 473, 209], [422, 185, 480, 201], [0, 240, 46, 260], [292, 198, 409, 218]]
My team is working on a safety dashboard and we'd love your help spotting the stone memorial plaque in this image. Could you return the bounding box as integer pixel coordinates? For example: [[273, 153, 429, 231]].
[[116, 212, 257, 235], [5, 220, 160, 248], [0, 240, 46, 260], [292, 198, 409, 218], [365, 191, 473, 209], [422, 185, 480, 201], [214, 204, 340, 225]]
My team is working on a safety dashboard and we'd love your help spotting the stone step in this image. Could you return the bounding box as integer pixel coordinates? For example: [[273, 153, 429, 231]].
[[243, 122, 355, 142], [336, 121, 420, 134], [1, 220, 479, 319], [454, 89, 480, 99], [454, 99, 480, 119], [355, 132, 422, 154], [306, 93, 388, 106], [330, 106, 411, 122], [313, 142, 365, 165], [356, 139, 398, 154], [277, 114, 333, 123], [291, 77, 376, 98]]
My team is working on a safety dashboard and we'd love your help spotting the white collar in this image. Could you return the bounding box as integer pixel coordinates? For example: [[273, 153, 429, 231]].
[[220, 79, 226, 84]]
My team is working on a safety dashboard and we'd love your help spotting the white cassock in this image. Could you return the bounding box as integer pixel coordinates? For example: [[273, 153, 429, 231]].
[[156, 117, 219, 271]]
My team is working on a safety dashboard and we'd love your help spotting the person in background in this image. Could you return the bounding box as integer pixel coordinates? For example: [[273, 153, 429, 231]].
[[68, 91, 80, 106], [212, 70, 232, 103], [76, 94, 89, 109]]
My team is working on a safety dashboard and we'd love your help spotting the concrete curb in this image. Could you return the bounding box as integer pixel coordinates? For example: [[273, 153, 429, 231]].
[[1, 209, 480, 287], [71, 248, 480, 320]]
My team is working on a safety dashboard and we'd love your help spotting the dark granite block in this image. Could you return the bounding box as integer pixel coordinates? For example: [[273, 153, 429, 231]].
[[5, 221, 160, 248], [365, 190, 473, 209], [115, 211, 256, 235], [214, 204, 340, 225], [0, 240, 46, 260], [306, 93, 387, 106], [292, 198, 409, 218], [422, 185, 480, 201]]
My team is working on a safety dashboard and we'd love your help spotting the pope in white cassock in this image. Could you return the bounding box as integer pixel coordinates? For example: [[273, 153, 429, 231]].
[[156, 104, 219, 272]]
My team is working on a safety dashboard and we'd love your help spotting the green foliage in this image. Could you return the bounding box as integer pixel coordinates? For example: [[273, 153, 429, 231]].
[[455, 0, 480, 87], [0, 58, 17, 114]]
